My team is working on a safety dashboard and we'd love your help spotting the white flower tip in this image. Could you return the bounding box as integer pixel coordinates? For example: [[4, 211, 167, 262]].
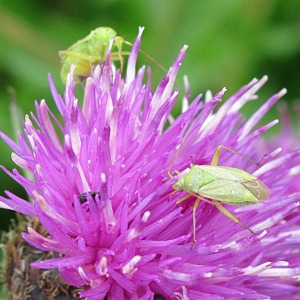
[[182, 98, 189, 113], [258, 230, 268, 239], [270, 147, 282, 158], [183, 75, 189, 89], [274, 147, 282, 154], [96, 256, 108, 276], [64, 134, 70, 143], [108, 38, 114, 48], [68, 65, 76, 80], [32, 190, 38, 198], [256, 75, 268, 87], [274, 261, 289, 267], [204, 272, 213, 278], [0, 202, 12, 210], [221, 87, 227, 94], [122, 255, 141, 275], [205, 90, 213, 102], [86, 77, 93, 86], [70, 64, 76, 72], [94, 64, 101, 76], [142, 211, 151, 223], [138, 27, 145, 36], [179, 45, 188, 55], [101, 172, 107, 183], [78, 267, 90, 285], [36, 163, 41, 174], [25, 115, 32, 126], [127, 228, 139, 241], [279, 88, 287, 96]]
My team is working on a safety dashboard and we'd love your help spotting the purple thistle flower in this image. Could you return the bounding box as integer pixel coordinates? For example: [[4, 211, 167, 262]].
[[1, 27, 300, 299]]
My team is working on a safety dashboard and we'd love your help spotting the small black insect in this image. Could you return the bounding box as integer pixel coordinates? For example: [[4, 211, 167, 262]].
[[72, 191, 101, 207], [78, 191, 101, 204]]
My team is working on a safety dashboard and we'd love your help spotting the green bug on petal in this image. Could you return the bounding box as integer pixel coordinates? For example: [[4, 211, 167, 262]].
[[59, 27, 128, 84], [59, 27, 166, 84], [171, 145, 269, 244]]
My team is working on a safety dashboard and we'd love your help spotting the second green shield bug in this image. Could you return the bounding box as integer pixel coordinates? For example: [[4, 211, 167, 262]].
[[171, 145, 269, 244], [59, 27, 166, 84], [59, 27, 127, 84]]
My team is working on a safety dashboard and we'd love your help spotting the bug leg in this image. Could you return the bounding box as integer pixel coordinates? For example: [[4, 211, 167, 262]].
[[211, 145, 266, 167], [211, 146, 222, 166], [192, 197, 202, 244], [212, 199, 255, 234], [168, 170, 180, 179], [168, 190, 177, 202], [119, 51, 124, 73], [175, 193, 191, 205]]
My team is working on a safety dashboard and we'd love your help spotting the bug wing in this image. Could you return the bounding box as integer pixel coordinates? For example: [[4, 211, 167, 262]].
[[199, 166, 252, 181], [199, 179, 260, 205], [242, 179, 269, 201], [198, 179, 268, 206]]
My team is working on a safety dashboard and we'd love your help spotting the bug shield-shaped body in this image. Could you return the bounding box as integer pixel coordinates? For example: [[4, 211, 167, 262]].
[[60, 27, 124, 83], [173, 165, 269, 206]]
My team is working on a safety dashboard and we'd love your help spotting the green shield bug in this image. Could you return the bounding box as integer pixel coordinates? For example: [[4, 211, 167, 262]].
[[171, 145, 269, 244], [59, 27, 126, 84], [59, 27, 166, 84]]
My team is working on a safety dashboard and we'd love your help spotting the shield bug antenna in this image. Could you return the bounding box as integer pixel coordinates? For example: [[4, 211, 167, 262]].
[[122, 39, 167, 73]]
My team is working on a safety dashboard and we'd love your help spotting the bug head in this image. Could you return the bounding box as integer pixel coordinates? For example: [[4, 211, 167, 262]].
[[171, 166, 193, 191], [172, 169, 192, 191], [173, 180, 183, 192]]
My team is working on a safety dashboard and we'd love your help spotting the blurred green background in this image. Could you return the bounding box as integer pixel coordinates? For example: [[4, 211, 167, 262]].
[[0, 0, 299, 230]]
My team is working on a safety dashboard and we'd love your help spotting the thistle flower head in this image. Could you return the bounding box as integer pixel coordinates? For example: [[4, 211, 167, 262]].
[[1, 27, 300, 299]]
